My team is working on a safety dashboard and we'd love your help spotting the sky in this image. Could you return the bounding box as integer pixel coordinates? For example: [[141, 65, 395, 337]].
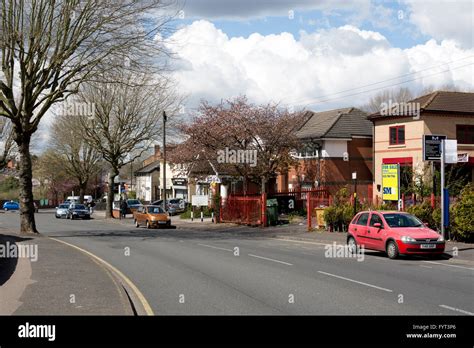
[[34, 0, 474, 152], [161, 0, 473, 112]]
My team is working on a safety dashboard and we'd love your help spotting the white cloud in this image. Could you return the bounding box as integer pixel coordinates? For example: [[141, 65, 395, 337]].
[[404, 0, 473, 48], [165, 20, 474, 112]]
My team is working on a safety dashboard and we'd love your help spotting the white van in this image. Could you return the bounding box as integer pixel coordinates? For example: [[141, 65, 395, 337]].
[[66, 195, 93, 203]]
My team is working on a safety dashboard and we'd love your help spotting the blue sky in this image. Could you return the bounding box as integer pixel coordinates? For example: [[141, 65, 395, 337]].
[[175, 3, 421, 48]]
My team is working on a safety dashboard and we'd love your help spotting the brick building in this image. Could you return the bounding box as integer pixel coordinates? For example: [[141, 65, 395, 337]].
[[278, 107, 373, 199], [369, 91, 474, 202]]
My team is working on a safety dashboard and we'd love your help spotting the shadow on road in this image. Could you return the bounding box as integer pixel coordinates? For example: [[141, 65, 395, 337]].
[[48, 224, 284, 242], [0, 235, 33, 286]]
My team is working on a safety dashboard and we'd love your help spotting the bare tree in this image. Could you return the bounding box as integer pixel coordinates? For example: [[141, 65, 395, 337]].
[[0, 0, 175, 233], [172, 97, 306, 194], [361, 87, 414, 114], [50, 114, 101, 203], [78, 72, 179, 218], [0, 117, 15, 168]]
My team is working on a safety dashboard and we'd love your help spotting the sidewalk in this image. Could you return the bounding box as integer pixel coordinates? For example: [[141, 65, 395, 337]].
[[0, 230, 134, 315]]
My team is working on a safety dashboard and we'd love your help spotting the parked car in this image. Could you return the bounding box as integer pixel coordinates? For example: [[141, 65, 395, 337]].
[[67, 204, 91, 220], [55, 203, 71, 218], [347, 211, 445, 259], [133, 205, 171, 229], [168, 198, 185, 215], [151, 198, 185, 215], [126, 199, 143, 214], [3, 200, 19, 211]]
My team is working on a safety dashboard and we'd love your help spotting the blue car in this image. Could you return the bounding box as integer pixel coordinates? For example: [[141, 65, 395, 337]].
[[3, 200, 20, 211]]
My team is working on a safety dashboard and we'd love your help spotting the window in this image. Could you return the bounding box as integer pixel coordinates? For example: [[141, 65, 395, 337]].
[[357, 213, 369, 226], [389, 125, 405, 145], [351, 214, 361, 224], [456, 125, 474, 144], [384, 213, 423, 228], [369, 214, 383, 227]]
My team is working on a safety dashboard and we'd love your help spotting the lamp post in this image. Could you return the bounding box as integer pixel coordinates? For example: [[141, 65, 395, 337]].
[[352, 172, 357, 215], [162, 111, 167, 213]]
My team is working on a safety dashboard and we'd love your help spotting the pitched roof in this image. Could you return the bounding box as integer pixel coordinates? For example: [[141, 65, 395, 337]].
[[369, 91, 474, 119], [412, 91, 474, 113], [134, 161, 160, 175], [296, 107, 372, 139]]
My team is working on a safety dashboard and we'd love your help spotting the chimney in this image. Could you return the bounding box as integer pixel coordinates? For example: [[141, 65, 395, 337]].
[[154, 145, 161, 160]]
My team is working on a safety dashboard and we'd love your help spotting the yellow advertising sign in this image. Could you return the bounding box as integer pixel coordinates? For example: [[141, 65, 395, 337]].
[[382, 164, 399, 201]]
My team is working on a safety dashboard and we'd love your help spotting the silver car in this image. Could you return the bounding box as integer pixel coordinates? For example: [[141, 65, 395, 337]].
[[151, 198, 185, 216], [55, 203, 70, 218]]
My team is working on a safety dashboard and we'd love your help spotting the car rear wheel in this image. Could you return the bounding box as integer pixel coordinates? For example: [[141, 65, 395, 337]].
[[347, 236, 358, 254], [386, 240, 399, 259], [135, 219, 140, 228]]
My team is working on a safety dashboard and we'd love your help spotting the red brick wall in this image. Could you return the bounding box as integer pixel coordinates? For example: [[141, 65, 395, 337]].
[[279, 138, 373, 200]]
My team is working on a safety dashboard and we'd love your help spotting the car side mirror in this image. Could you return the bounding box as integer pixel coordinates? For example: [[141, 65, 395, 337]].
[[424, 222, 429, 227], [373, 223, 382, 228]]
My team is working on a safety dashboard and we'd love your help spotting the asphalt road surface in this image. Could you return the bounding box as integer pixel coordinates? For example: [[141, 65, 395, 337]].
[[1, 211, 473, 315]]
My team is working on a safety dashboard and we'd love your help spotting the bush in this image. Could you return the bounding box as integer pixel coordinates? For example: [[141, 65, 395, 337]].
[[0, 176, 20, 191], [452, 184, 474, 242], [407, 202, 435, 228], [323, 203, 353, 232], [323, 206, 337, 231], [180, 206, 213, 219], [432, 207, 441, 231]]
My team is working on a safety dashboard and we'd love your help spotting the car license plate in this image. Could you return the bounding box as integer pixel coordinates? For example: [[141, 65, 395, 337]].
[[158, 221, 167, 224], [421, 244, 436, 249]]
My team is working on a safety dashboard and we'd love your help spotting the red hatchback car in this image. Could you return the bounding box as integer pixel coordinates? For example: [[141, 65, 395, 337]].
[[347, 211, 445, 259]]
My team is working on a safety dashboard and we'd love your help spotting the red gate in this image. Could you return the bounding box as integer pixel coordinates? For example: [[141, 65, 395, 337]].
[[220, 194, 263, 226]]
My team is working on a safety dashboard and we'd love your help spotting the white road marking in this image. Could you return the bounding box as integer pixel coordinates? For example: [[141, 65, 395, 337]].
[[439, 304, 474, 316], [422, 261, 474, 270], [317, 271, 393, 293], [198, 243, 233, 252], [273, 238, 330, 246], [419, 265, 433, 269], [248, 254, 293, 266]]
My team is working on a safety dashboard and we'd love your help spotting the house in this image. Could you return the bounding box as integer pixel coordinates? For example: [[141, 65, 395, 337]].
[[134, 145, 190, 203], [278, 107, 373, 199], [134, 160, 160, 202], [369, 91, 474, 201]]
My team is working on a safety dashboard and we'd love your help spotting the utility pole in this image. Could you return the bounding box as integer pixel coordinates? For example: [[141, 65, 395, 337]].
[[163, 111, 167, 213], [352, 172, 357, 215], [440, 139, 445, 239]]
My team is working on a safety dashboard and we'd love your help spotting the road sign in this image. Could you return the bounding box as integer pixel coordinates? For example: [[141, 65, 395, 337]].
[[423, 134, 446, 161], [382, 164, 400, 201], [445, 139, 458, 164], [191, 195, 209, 206]]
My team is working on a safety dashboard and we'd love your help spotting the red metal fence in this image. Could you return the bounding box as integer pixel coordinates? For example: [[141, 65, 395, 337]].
[[220, 194, 263, 226]]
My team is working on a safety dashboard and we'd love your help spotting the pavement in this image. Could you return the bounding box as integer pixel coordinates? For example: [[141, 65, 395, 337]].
[[0, 212, 135, 315], [0, 209, 472, 315]]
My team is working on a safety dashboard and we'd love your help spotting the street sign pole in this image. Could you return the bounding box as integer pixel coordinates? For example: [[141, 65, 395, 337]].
[[163, 111, 167, 213], [440, 139, 445, 239]]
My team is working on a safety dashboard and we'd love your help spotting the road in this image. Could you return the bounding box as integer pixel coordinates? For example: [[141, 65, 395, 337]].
[[1, 210, 473, 315]]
